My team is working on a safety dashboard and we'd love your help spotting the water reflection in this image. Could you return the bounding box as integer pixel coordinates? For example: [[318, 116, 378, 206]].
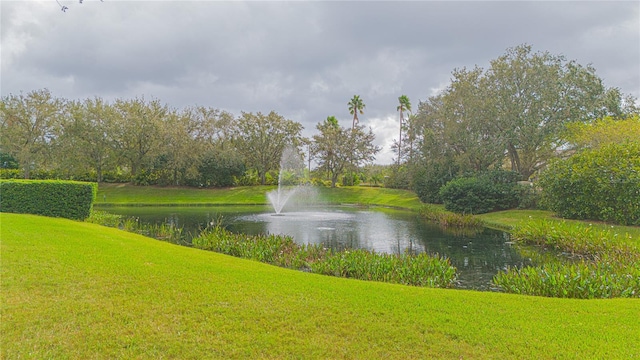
[[101, 205, 532, 290]]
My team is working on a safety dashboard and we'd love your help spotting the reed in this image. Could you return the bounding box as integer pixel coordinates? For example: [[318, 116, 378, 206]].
[[193, 226, 457, 288], [418, 204, 485, 228], [493, 220, 640, 298]]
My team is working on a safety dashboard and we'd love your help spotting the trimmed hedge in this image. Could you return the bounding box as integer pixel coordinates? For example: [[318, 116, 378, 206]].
[[0, 180, 97, 220]]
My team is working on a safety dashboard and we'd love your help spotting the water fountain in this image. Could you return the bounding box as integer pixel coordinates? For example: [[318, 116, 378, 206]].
[[267, 146, 306, 215]]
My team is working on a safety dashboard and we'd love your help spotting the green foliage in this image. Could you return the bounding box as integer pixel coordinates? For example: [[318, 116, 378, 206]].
[[493, 220, 640, 298], [0, 180, 97, 220], [0, 152, 19, 169], [309, 249, 456, 288], [0, 169, 22, 179], [539, 141, 640, 225], [412, 161, 459, 204], [565, 115, 640, 149], [311, 118, 380, 187], [494, 262, 639, 299], [198, 150, 246, 187], [410, 45, 635, 182], [418, 204, 485, 228], [439, 170, 522, 214], [193, 226, 457, 288], [384, 164, 411, 189]]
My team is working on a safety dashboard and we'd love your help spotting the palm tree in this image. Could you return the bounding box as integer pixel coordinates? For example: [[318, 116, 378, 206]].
[[348, 95, 365, 130], [396, 95, 411, 164]]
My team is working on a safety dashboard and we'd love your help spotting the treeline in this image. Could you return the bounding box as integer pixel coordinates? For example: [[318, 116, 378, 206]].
[[2, 44, 639, 223], [389, 45, 638, 203], [0, 92, 380, 187]]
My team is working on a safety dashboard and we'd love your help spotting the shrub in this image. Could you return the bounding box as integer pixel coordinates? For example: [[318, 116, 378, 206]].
[[384, 165, 411, 189], [438, 170, 522, 214], [198, 150, 246, 187], [412, 161, 459, 204], [0, 169, 22, 179], [0, 180, 97, 220], [539, 141, 640, 225]]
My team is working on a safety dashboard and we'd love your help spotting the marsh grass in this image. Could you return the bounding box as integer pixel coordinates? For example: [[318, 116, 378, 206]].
[[193, 226, 457, 287], [87, 210, 187, 245], [494, 220, 640, 298], [494, 261, 640, 298], [418, 204, 485, 228], [309, 249, 457, 287]]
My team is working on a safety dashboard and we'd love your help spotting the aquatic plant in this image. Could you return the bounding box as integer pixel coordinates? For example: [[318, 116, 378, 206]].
[[193, 226, 457, 288]]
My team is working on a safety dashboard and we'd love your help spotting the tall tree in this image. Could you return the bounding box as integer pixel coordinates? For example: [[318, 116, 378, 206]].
[[312, 116, 379, 187], [58, 97, 118, 182], [112, 97, 167, 177], [487, 44, 617, 178], [233, 111, 303, 185], [0, 89, 62, 178], [347, 95, 365, 130], [396, 95, 412, 164], [412, 44, 633, 180]]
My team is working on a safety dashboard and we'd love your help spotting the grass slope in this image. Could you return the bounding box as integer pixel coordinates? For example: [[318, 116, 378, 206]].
[[96, 183, 424, 209], [2, 213, 639, 359], [478, 209, 640, 240]]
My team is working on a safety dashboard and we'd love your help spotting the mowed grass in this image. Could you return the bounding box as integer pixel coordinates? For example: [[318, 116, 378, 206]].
[[96, 183, 424, 209], [2, 213, 640, 359], [478, 209, 640, 241]]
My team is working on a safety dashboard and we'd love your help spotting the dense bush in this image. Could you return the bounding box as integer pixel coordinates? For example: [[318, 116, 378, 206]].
[[198, 151, 246, 188], [0, 169, 22, 179], [384, 165, 410, 189], [438, 170, 522, 214], [0, 180, 97, 220], [539, 141, 640, 225], [412, 161, 459, 204]]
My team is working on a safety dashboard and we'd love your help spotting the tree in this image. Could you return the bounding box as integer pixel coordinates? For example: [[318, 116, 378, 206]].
[[347, 95, 365, 130], [157, 108, 205, 185], [487, 44, 621, 178], [411, 44, 634, 181], [56, 97, 119, 182], [312, 116, 379, 187], [233, 111, 303, 185], [112, 97, 167, 177], [396, 95, 411, 165], [0, 89, 62, 179], [198, 149, 246, 187]]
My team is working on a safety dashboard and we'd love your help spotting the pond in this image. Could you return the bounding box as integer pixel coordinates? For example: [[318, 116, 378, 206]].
[[101, 205, 534, 291]]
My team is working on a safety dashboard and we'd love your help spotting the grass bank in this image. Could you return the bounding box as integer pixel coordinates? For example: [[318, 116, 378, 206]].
[[478, 209, 640, 240], [2, 213, 639, 359], [95, 183, 424, 209]]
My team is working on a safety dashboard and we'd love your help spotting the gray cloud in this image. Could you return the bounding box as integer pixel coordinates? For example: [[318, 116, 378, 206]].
[[2, 0, 638, 163]]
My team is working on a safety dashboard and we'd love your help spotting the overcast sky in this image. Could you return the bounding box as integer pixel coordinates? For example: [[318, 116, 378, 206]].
[[2, 0, 639, 163]]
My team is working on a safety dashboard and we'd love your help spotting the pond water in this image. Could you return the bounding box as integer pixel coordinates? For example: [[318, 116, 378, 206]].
[[101, 205, 534, 291]]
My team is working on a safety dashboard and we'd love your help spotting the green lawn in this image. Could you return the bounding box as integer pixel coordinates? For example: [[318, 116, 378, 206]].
[[96, 183, 424, 209], [2, 213, 639, 359], [478, 209, 640, 240]]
